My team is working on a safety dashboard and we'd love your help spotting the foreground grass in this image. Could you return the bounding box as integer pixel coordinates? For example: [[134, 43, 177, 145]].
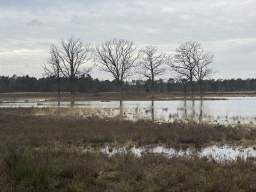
[[0, 108, 256, 191], [1, 145, 256, 192]]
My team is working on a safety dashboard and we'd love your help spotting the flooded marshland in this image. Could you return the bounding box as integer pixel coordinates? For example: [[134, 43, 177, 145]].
[[1, 100, 256, 165], [1, 97, 256, 125]]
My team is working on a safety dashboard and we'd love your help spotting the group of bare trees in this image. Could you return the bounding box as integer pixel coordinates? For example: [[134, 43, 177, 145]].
[[171, 42, 214, 98], [43, 37, 214, 99], [42, 37, 92, 98]]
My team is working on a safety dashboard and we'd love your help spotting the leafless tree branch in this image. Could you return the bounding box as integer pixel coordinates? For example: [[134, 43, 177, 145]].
[[41, 44, 63, 98], [58, 36, 92, 97], [93, 39, 140, 97], [169, 42, 213, 98], [139, 45, 167, 98]]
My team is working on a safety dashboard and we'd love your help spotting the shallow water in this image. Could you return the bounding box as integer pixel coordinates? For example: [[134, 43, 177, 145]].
[[85, 145, 256, 163], [1, 97, 256, 125]]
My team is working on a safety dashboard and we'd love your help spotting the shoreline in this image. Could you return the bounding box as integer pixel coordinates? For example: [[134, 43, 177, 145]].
[[2, 91, 255, 101]]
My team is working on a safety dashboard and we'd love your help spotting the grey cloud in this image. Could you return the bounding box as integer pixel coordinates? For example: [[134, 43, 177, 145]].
[[26, 19, 44, 26], [0, 0, 256, 79]]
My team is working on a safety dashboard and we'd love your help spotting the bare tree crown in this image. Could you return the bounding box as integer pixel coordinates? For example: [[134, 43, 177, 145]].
[[93, 39, 140, 97], [139, 45, 167, 98], [93, 39, 140, 82], [139, 45, 167, 79], [169, 41, 215, 98], [41, 44, 62, 77], [41, 36, 92, 97], [59, 36, 92, 77], [170, 41, 214, 79], [194, 52, 214, 81]]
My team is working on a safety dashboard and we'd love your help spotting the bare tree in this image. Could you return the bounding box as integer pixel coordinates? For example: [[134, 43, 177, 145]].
[[194, 52, 214, 98], [93, 39, 140, 98], [58, 36, 92, 97], [139, 45, 166, 99], [171, 42, 201, 98], [41, 44, 63, 99]]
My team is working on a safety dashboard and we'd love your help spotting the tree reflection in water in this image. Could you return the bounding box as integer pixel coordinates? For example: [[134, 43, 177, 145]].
[[184, 100, 187, 117], [119, 100, 123, 120], [151, 100, 154, 121], [199, 100, 203, 122], [192, 100, 195, 120], [182, 100, 203, 122]]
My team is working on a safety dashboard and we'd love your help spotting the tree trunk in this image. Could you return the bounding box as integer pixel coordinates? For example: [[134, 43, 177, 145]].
[[57, 68, 61, 99], [119, 83, 123, 98], [199, 80, 203, 99], [70, 78, 75, 98], [184, 83, 187, 99], [190, 72, 194, 98], [120, 85, 123, 98], [200, 84, 203, 99], [57, 78, 61, 99], [71, 64, 75, 97], [191, 81, 195, 99], [151, 80, 154, 99], [151, 70, 155, 99]]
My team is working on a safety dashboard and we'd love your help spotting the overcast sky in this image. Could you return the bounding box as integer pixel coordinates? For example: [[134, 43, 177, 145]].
[[0, 0, 256, 80]]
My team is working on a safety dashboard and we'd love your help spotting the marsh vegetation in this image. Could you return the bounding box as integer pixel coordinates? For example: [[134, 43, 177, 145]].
[[1, 92, 256, 191], [1, 96, 256, 125], [0, 107, 256, 191]]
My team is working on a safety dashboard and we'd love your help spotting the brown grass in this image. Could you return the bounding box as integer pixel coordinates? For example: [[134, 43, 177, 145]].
[[0, 108, 256, 149], [1, 108, 256, 191], [1, 145, 256, 191]]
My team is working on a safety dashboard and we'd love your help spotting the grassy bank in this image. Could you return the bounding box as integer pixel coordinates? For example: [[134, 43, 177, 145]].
[[1, 108, 256, 149], [1, 108, 256, 191]]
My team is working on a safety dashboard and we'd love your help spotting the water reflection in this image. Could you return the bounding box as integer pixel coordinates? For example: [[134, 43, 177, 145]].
[[192, 100, 195, 119], [199, 100, 203, 122], [184, 100, 187, 117], [2, 97, 256, 125], [119, 100, 123, 120], [97, 145, 256, 163], [151, 100, 154, 121], [182, 100, 203, 122]]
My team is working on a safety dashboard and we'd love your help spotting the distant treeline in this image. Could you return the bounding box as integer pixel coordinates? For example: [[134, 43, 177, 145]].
[[0, 75, 255, 94]]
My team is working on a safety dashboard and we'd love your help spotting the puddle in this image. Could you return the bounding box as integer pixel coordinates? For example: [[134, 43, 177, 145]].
[[83, 145, 256, 163]]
